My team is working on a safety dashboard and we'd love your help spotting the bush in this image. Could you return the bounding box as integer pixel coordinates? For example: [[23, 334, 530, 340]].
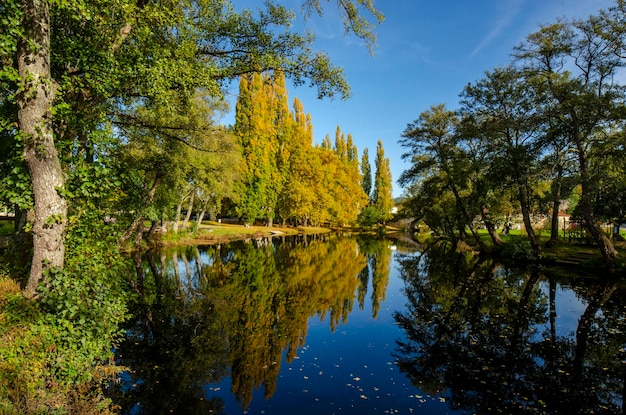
[[500, 236, 537, 262], [357, 206, 381, 229], [0, 213, 132, 414]]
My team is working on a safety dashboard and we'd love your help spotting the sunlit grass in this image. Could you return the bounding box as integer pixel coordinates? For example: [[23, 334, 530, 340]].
[[198, 221, 331, 236], [475, 228, 626, 264], [160, 221, 333, 245]]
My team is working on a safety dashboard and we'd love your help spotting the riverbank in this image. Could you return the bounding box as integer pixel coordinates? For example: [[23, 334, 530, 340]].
[[156, 220, 335, 247], [474, 230, 626, 271]]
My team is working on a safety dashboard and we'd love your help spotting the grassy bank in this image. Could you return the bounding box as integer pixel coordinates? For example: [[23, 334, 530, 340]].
[[441, 228, 626, 270], [158, 220, 334, 246]]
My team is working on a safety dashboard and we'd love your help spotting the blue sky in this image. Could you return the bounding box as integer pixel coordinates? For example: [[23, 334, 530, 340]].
[[225, 0, 617, 197]]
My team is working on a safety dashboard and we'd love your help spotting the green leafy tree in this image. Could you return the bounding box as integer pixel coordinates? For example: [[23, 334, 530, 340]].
[[234, 73, 274, 225], [400, 107, 481, 243], [460, 67, 544, 255], [360, 147, 372, 199], [357, 205, 380, 228], [514, 6, 626, 263], [588, 130, 626, 228], [372, 140, 394, 223]]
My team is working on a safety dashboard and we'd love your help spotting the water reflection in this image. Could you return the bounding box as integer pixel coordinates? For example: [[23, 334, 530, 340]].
[[394, 246, 626, 414], [114, 234, 394, 413], [114, 236, 626, 414]]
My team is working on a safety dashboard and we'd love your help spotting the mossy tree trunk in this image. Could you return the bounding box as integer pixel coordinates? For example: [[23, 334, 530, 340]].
[[17, 0, 67, 298]]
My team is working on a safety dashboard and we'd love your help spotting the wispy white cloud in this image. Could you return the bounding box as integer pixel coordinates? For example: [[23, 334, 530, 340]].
[[469, 0, 525, 58], [403, 40, 436, 65]]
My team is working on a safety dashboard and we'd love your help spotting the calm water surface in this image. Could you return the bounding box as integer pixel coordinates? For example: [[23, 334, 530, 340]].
[[113, 235, 626, 414]]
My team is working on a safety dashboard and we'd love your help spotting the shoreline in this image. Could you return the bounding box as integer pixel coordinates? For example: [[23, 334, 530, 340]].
[[155, 221, 335, 247]]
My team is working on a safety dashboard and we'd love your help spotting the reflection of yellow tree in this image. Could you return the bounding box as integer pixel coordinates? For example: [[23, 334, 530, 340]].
[[199, 236, 367, 409], [357, 264, 369, 310], [281, 236, 366, 333], [122, 236, 397, 412]]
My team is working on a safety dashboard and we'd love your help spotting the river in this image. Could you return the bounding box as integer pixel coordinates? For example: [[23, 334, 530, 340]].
[[112, 234, 626, 414]]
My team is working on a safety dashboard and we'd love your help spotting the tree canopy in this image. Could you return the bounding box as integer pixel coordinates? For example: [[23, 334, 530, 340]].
[[234, 72, 370, 227], [399, 1, 626, 265], [0, 0, 384, 296]]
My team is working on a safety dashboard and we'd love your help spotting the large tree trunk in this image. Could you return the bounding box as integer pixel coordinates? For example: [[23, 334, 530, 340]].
[[450, 186, 483, 248], [515, 176, 540, 256], [575, 136, 617, 264], [182, 190, 194, 229], [17, 0, 67, 298], [172, 199, 183, 233], [195, 207, 206, 229], [480, 205, 502, 246]]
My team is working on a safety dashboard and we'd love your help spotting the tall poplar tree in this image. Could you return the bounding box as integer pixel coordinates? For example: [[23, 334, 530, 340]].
[[334, 126, 348, 161], [372, 140, 394, 222], [360, 148, 372, 200], [234, 72, 287, 226], [235, 73, 369, 227], [321, 134, 333, 149], [346, 133, 358, 164], [277, 95, 318, 225]]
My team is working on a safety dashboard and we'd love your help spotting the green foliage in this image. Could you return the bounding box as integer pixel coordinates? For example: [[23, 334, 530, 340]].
[[302, 0, 384, 54], [357, 205, 380, 228], [400, 3, 626, 262], [0, 220, 13, 235], [0, 213, 131, 413], [0, 0, 22, 86], [372, 140, 394, 222], [500, 236, 537, 262], [360, 147, 372, 199], [0, 134, 33, 213]]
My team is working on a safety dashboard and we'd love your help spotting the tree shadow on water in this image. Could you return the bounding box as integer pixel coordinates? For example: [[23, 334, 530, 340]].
[[393, 245, 626, 414]]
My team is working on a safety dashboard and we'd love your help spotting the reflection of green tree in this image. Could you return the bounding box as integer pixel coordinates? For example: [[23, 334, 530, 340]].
[[356, 236, 393, 317], [113, 250, 230, 415], [117, 235, 373, 412], [369, 242, 391, 318], [357, 264, 369, 310], [394, 245, 626, 414]]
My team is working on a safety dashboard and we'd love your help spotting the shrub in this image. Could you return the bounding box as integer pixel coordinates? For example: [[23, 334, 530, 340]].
[[357, 206, 381, 229], [0, 213, 132, 414], [501, 236, 537, 262]]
